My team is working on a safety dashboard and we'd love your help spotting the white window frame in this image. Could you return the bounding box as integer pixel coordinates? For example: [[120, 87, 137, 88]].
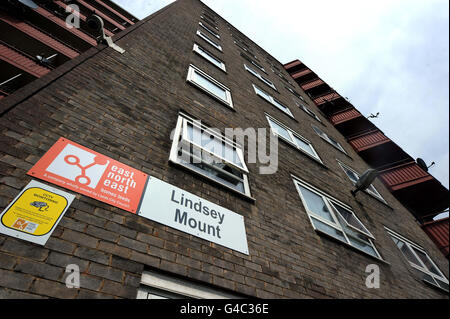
[[244, 64, 276, 90], [169, 113, 252, 197], [193, 43, 226, 72], [200, 16, 219, 30], [199, 21, 220, 39], [187, 64, 233, 108], [386, 227, 449, 292], [297, 102, 322, 123], [337, 160, 387, 203], [266, 114, 322, 163], [137, 270, 241, 299], [312, 125, 347, 154], [196, 30, 222, 52], [253, 84, 294, 118], [293, 176, 383, 260]]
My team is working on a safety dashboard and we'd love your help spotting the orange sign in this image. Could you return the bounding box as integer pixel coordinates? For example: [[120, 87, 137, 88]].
[[27, 138, 148, 214]]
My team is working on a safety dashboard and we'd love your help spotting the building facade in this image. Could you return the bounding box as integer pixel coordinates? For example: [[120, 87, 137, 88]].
[[284, 59, 449, 258], [0, 0, 448, 299]]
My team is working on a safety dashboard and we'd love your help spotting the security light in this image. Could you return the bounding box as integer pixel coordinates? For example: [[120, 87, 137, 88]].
[[86, 14, 125, 54], [351, 169, 378, 196]]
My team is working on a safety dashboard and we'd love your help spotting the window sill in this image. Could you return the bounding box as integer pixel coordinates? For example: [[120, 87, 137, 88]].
[[276, 136, 327, 169], [422, 279, 449, 293], [169, 159, 256, 203], [314, 229, 390, 266]]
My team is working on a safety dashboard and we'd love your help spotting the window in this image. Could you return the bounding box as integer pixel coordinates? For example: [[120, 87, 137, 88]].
[[199, 21, 220, 39], [193, 44, 226, 72], [137, 270, 241, 299], [286, 86, 305, 102], [240, 52, 266, 73], [234, 41, 256, 58], [201, 16, 218, 29], [298, 102, 322, 123], [266, 114, 321, 162], [169, 113, 251, 197], [337, 161, 386, 203], [312, 125, 347, 154], [196, 30, 222, 51], [253, 84, 293, 118], [386, 228, 449, 292], [187, 64, 232, 107], [294, 178, 382, 259], [244, 64, 276, 90]]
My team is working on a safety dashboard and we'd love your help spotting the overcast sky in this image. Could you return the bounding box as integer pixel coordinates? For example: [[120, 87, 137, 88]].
[[115, 0, 449, 216]]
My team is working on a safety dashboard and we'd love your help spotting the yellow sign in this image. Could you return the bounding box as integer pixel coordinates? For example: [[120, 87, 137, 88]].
[[0, 180, 74, 245]]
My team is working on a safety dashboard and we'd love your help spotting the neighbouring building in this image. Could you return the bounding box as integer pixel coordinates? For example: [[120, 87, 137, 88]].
[[0, 0, 138, 98], [0, 0, 448, 299]]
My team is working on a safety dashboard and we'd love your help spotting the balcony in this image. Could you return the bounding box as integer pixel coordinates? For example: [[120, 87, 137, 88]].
[[330, 108, 362, 125], [379, 162, 449, 221], [348, 129, 390, 152], [0, 42, 51, 78], [314, 92, 341, 105], [379, 162, 433, 192], [422, 218, 449, 259]]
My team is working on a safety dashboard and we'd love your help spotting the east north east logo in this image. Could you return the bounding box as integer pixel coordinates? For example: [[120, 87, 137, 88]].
[[28, 138, 148, 213]]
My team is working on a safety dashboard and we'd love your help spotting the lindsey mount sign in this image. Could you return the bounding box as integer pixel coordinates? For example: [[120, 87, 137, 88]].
[[139, 177, 249, 255]]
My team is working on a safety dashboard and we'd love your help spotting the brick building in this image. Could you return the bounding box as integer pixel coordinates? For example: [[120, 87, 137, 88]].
[[0, 0, 448, 299]]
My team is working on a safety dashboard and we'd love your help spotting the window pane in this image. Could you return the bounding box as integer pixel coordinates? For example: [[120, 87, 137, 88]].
[[347, 236, 378, 257], [392, 237, 422, 266], [293, 135, 315, 156], [412, 247, 442, 277], [436, 279, 449, 291], [269, 119, 291, 142], [311, 217, 346, 242], [272, 98, 289, 113], [344, 167, 359, 183], [254, 85, 271, 101], [298, 186, 335, 222], [196, 46, 223, 69], [193, 71, 227, 101], [332, 203, 371, 236]]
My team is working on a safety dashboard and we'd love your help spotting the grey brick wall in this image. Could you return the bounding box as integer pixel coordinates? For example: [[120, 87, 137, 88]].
[[0, 0, 448, 299]]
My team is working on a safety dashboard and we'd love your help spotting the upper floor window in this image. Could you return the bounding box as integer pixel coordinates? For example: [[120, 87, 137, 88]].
[[196, 30, 222, 51], [193, 44, 226, 72], [240, 52, 266, 73], [298, 102, 322, 123], [187, 64, 232, 107], [293, 178, 382, 260], [386, 228, 449, 292], [266, 114, 321, 163], [312, 125, 347, 154], [337, 161, 386, 203], [199, 21, 220, 39], [169, 113, 251, 197], [244, 64, 276, 90], [286, 86, 306, 102], [253, 84, 293, 118]]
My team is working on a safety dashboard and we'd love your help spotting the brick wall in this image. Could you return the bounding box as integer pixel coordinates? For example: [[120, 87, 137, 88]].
[[0, 0, 448, 299]]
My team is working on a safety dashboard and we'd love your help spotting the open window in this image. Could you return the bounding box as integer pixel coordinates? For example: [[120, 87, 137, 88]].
[[293, 177, 382, 259], [170, 113, 251, 197], [386, 227, 449, 292]]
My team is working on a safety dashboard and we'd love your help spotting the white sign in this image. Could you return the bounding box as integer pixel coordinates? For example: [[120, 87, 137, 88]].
[[0, 180, 75, 245], [139, 177, 249, 255]]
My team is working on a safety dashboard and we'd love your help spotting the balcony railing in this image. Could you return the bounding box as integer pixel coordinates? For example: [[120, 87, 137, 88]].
[[313, 92, 341, 105], [348, 129, 390, 152], [301, 78, 325, 91], [379, 162, 433, 192], [330, 108, 362, 125]]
